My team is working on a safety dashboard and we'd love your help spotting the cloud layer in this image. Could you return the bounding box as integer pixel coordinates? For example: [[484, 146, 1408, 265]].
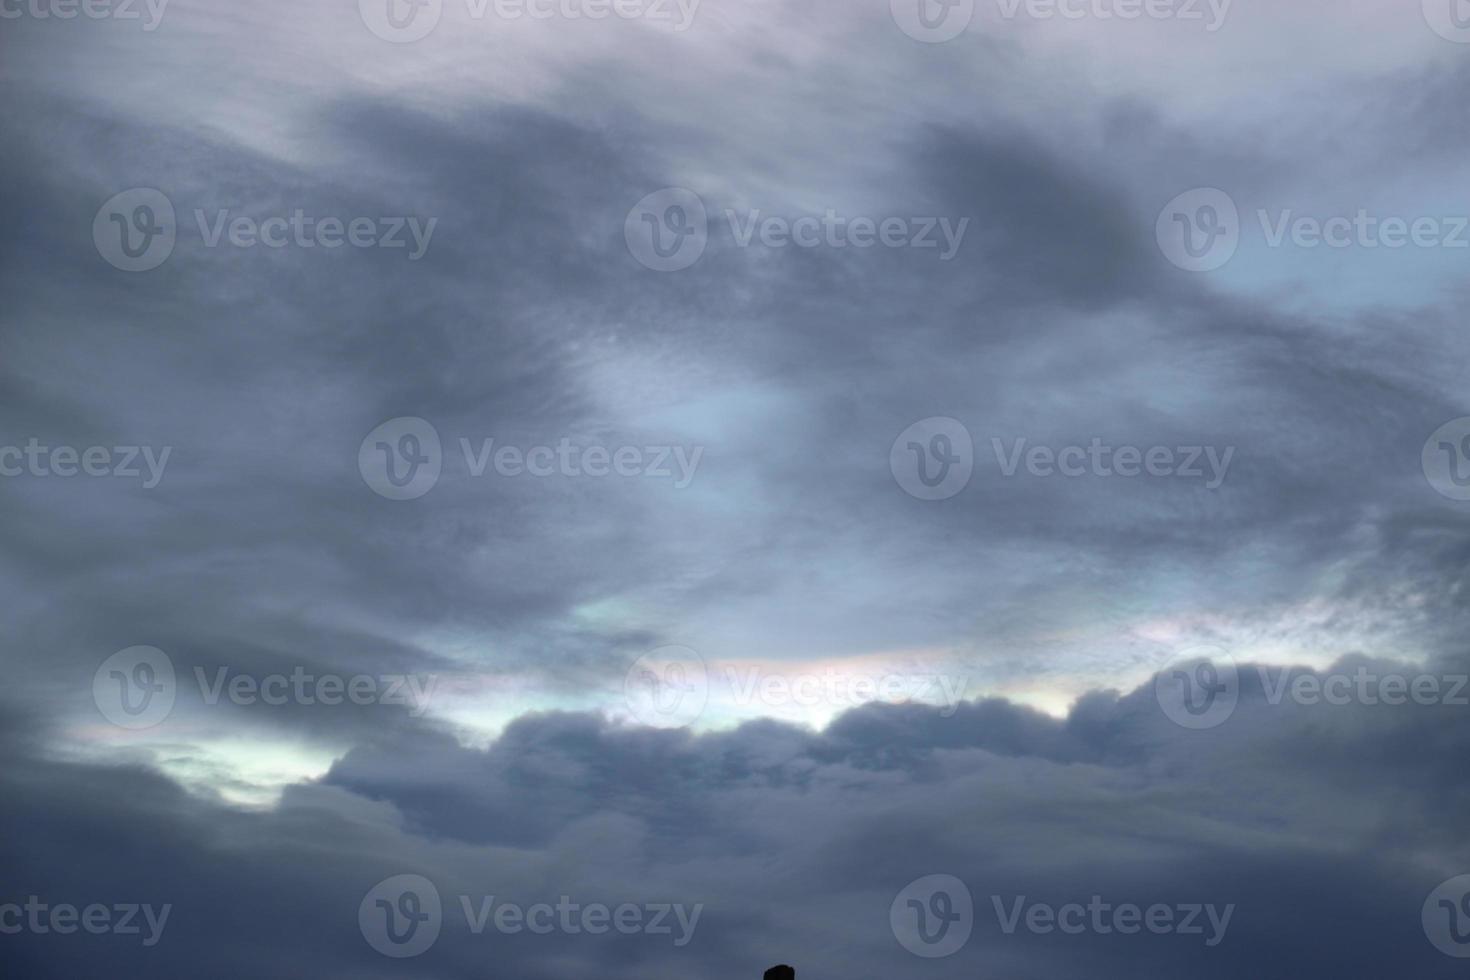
[[3, 0, 1470, 974]]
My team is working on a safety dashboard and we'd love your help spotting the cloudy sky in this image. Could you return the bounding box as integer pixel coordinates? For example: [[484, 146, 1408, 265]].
[[3, 0, 1470, 976]]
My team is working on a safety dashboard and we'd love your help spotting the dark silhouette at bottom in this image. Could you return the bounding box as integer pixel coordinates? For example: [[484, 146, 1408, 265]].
[[764, 966, 795, 980]]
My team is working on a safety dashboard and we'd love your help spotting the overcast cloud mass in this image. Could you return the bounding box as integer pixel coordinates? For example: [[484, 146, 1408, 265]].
[[3, 0, 1470, 976]]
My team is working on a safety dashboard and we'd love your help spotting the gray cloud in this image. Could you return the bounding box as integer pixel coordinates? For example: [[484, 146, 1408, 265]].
[[4, 653, 1469, 977], [3, 0, 1470, 974]]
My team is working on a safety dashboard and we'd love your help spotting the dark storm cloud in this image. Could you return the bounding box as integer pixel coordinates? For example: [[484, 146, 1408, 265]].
[[4, 654, 1469, 979]]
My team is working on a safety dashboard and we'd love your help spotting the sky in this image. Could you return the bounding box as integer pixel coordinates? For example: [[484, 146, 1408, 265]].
[[3, 0, 1470, 976]]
